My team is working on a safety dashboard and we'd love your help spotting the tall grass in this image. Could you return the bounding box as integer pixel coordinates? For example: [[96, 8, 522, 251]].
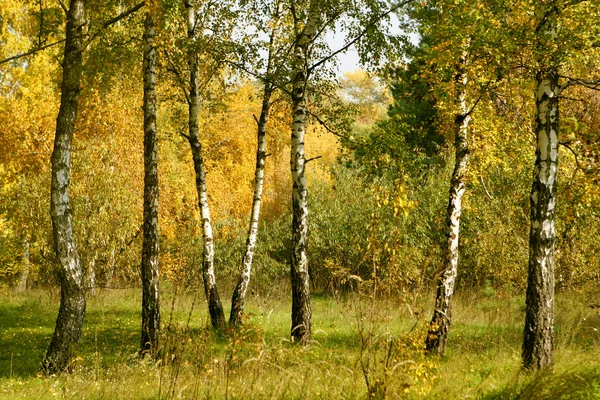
[[1, 287, 599, 399]]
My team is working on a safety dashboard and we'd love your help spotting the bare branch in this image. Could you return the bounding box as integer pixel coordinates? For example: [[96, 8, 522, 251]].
[[560, 75, 600, 92], [38, 1, 44, 48], [307, 110, 356, 144], [479, 175, 494, 200], [57, 0, 68, 15], [163, 50, 191, 105], [305, 155, 323, 163], [559, 141, 589, 173]]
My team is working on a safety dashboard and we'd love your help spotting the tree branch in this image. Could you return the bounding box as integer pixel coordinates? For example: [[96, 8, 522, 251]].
[[38, 1, 44, 48], [57, 0, 68, 15], [0, 38, 67, 65], [0, 1, 145, 66], [305, 155, 322, 163], [479, 175, 494, 200], [307, 110, 356, 144], [163, 50, 191, 105], [308, 0, 413, 73], [559, 141, 588, 173], [560, 75, 600, 92], [87, 1, 146, 44], [223, 59, 292, 96]]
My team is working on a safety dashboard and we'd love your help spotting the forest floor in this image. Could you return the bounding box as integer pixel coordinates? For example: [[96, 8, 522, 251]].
[[1, 286, 600, 399]]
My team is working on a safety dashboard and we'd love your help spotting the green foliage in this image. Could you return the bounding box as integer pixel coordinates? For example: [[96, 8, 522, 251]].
[[385, 37, 445, 157], [306, 164, 448, 294]]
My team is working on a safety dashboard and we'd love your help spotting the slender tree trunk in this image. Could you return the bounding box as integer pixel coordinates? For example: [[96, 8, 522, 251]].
[[43, 0, 87, 374], [230, 83, 273, 327], [106, 247, 116, 288], [289, 3, 320, 344], [140, 11, 161, 355], [17, 239, 30, 292], [185, 0, 225, 329], [85, 256, 96, 296], [522, 5, 559, 371], [426, 48, 470, 356]]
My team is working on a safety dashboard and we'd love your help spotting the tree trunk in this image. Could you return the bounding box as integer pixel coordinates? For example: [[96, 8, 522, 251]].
[[522, 5, 559, 371], [16, 239, 29, 292], [289, 3, 320, 344], [85, 256, 96, 296], [426, 48, 470, 356], [140, 11, 161, 355], [522, 71, 559, 370], [229, 83, 273, 327], [106, 247, 116, 288], [185, 0, 225, 329], [43, 0, 87, 375]]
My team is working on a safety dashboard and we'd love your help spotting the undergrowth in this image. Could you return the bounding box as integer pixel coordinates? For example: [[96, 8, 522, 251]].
[[0, 287, 599, 399]]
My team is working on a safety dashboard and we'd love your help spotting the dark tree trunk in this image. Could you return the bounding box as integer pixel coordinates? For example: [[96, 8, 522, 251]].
[[229, 83, 272, 327], [289, 2, 320, 344], [426, 47, 470, 356], [140, 11, 161, 355], [522, 70, 559, 370], [43, 0, 87, 375], [184, 0, 225, 329]]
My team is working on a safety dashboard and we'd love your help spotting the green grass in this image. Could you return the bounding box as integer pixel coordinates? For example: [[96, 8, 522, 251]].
[[1, 287, 600, 399]]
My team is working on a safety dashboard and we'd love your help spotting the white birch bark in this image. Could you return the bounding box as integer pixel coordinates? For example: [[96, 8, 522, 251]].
[[289, 2, 320, 344], [426, 46, 470, 356], [229, 17, 279, 327], [43, 0, 87, 374], [230, 83, 273, 327], [522, 6, 560, 369], [85, 256, 96, 296], [184, 0, 225, 328], [106, 247, 116, 288], [522, 71, 558, 370]]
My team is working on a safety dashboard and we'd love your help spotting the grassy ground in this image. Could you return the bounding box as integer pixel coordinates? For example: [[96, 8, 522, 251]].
[[1, 286, 600, 399]]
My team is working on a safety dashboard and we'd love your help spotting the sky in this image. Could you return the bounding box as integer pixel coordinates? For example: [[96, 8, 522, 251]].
[[326, 14, 418, 76]]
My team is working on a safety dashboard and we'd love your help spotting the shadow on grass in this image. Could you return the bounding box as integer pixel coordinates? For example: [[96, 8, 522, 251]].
[[0, 296, 56, 378], [0, 296, 141, 379]]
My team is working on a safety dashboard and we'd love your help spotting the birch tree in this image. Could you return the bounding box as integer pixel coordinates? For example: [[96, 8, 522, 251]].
[[397, 0, 479, 356], [521, 2, 560, 370], [425, 44, 471, 355], [284, 0, 407, 344], [43, 0, 88, 374], [140, 8, 161, 355], [404, 0, 512, 355], [181, 0, 233, 328], [287, 0, 324, 344], [521, 0, 600, 370], [229, 3, 280, 325]]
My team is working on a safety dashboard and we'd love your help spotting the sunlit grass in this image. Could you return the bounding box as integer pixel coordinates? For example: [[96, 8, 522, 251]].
[[1, 287, 599, 398]]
